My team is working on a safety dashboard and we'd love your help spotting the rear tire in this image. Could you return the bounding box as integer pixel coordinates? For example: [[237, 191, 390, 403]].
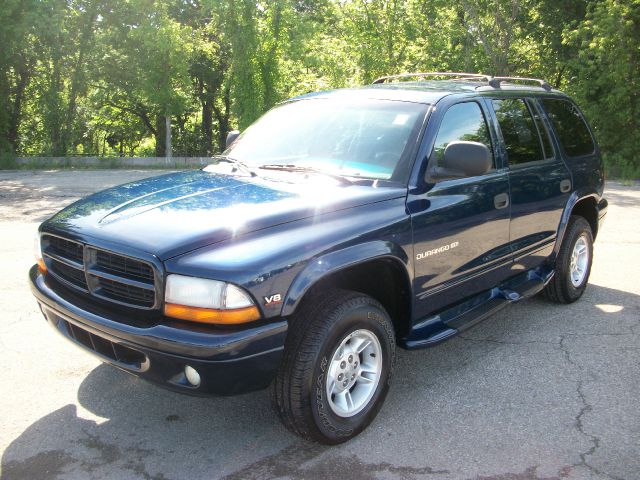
[[544, 216, 593, 303], [271, 289, 395, 444]]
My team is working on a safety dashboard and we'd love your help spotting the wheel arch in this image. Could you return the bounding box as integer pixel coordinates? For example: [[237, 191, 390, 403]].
[[281, 242, 413, 338], [570, 196, 599, 239], [555, 193, 600, 257]]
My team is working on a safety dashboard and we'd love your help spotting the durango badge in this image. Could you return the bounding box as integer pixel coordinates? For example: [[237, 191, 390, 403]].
[[416, 241, 459, 260]]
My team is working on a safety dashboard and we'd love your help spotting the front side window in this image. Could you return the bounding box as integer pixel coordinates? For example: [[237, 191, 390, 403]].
[[493, 98, 546, 166], [430, 102, 494, 170], [225, 98, 428, 182], [541, 99, 595, 157]]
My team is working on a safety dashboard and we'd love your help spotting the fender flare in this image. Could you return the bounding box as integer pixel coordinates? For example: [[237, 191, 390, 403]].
[[553, 191, 600, 256], [280, 240, 411, 317]]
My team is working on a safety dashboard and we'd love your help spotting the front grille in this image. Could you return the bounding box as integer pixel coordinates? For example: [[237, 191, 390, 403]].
[[47, 236, 84, 264], [92, 276, 156, 308], [41, 234, 159, 310], [49, 260, 89, 290], [95, 249, 154, 282]]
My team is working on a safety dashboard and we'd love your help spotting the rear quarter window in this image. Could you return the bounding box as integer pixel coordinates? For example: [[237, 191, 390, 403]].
[[541, 99, 595, 157]]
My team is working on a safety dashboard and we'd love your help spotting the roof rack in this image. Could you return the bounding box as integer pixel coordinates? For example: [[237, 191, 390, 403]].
[[372, 72, 493, 84], [372, 71, 552, 91]]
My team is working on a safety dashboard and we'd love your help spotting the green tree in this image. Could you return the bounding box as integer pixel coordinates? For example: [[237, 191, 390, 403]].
[[565, 0, 640, 176], [0, 0, 43, 156], [93, 0, 193, 156]]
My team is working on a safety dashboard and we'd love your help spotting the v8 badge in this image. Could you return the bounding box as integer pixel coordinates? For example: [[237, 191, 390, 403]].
[[263, 293, 282, 306]]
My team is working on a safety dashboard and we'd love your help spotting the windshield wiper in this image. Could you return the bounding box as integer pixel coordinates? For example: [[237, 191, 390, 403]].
[[212, 155, 257, 177], [258, 164, 354, 185]]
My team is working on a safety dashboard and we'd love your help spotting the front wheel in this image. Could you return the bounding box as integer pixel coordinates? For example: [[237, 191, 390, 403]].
[[544, 215, 594, 303], [271, 290, 395, 444]]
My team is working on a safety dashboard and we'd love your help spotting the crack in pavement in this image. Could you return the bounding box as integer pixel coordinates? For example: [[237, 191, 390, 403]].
[[559, 336, 626, 480], [458, 332, 632, 480], [220, 443, 449, 480], [470, 465, 572, 480]]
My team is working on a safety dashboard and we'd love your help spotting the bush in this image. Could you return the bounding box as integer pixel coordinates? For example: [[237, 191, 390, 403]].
[[604, 154, 640, 181], [0, 149, 17, 169]]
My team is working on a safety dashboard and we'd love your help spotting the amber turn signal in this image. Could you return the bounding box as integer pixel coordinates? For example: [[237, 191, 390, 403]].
[[164, 303, 261, 325], [37, 258, 47, 274]]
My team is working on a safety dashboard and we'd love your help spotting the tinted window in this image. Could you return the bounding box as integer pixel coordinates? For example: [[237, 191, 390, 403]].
[[431, 102, 493, 170], [493, 99, 544, 166], [542, 99, 595, 157], [530, 102, 554, 159]]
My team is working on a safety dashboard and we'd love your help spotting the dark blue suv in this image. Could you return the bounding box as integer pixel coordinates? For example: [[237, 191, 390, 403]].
[[30, 73, 607, 444]]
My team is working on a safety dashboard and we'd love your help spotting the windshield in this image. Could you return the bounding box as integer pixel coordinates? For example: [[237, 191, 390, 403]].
[[224, 98, 428, 182]]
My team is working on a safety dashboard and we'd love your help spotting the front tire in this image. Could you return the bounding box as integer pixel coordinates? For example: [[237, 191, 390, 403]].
[[544, 216, 594, 303], [272, 290, 395, 444]]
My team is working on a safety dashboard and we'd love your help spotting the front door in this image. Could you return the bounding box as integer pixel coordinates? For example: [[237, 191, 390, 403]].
[[409, 100, 512, 319]]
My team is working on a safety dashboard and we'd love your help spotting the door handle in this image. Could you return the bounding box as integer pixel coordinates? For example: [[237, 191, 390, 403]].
[[494, 193, 509, 209], [560, 179, 572, 193]]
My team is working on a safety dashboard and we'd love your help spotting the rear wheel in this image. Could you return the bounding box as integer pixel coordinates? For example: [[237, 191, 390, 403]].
[[544, 216, 594, 303], [271, 289, 395, 444]]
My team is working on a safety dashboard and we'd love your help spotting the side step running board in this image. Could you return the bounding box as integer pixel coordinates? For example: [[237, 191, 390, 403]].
[[401, 267, 552, 349]]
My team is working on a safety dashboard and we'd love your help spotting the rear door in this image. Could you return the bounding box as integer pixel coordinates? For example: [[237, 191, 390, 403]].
[[409, 99, 512, 318], [539, 98, 601, 198], [489, 97, 572, 269]]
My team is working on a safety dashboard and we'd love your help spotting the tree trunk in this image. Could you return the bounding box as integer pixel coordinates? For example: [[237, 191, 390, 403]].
[[202, 100, 213, 156], [165, 115, 172, 158], [213, 85, 231, 153], [155, 115, 166, 157], [62, 1, 99, 154], [7, 57, 31, 152], [50, 51, 64, 156]]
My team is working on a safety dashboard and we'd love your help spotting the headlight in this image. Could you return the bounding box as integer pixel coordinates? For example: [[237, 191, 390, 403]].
[[164, 274, 260, 324], [34, 232, 47, 273]]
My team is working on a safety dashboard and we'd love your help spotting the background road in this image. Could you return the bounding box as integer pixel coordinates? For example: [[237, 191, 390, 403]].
[[0, 170, 638, 480]]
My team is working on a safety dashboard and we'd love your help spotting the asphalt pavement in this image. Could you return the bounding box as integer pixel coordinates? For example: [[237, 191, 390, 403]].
[[0, 170, 638, 480]]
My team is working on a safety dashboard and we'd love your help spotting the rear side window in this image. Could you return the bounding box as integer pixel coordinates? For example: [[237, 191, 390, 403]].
[[431, 102, 494, 169], [542, 99, 595, 157], [530, 103, 554, 160], [492, 99, 545, 166]]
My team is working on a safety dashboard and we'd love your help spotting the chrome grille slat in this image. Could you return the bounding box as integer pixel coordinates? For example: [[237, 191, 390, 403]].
[[86, 268, 154, 290], [43, 250, 83, 270], [41, 234, 159, 310]]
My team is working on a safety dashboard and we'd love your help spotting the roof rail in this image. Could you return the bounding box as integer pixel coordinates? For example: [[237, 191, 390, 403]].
[[372, 72, 493, 84], [372, 71, 552, 91], [488, 76, 552, 91]]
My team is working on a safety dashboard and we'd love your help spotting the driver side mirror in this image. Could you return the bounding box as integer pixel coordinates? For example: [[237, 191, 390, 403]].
[[430, 141, 492, 180], [226, 130, 240, 149]]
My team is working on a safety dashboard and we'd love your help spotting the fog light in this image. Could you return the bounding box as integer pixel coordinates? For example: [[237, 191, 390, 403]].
[[184, 365, 201, 387]]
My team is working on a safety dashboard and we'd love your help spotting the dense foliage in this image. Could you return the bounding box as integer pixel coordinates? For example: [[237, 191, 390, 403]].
[[0, 0, 637, 176]]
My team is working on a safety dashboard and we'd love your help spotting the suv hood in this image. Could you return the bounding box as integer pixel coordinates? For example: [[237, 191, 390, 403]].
[[43, 170, 406, 260]]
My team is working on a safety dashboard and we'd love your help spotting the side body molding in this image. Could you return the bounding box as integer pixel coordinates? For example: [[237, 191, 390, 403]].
[[281, 241, 412, 317]]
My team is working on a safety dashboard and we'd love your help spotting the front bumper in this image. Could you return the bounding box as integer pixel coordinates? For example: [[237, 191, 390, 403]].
[[29, 266, 287, 395]]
